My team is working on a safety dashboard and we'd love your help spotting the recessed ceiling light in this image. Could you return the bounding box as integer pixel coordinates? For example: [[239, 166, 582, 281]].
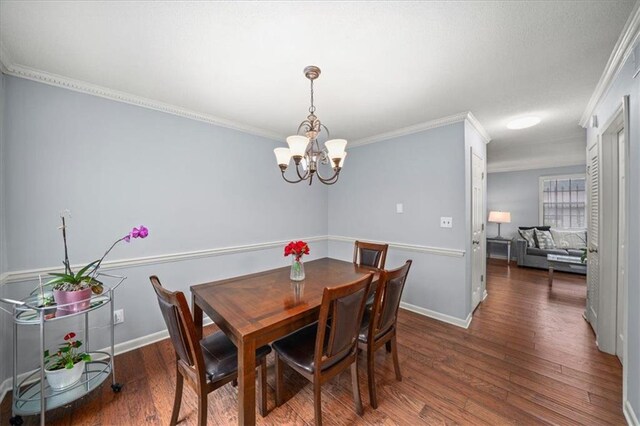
[[507, 116, 541, 130]]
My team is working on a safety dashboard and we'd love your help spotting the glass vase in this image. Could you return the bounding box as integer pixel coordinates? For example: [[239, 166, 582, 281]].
[[290, 257, 305, 281]]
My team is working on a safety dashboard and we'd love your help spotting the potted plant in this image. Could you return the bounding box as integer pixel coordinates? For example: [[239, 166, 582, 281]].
[[44, 332, 91, 390], [284, 240, 310, 281], [47, 213, 149, 312]]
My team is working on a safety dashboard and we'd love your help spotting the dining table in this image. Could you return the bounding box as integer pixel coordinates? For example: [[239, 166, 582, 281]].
[[190, 257, 380, 425]]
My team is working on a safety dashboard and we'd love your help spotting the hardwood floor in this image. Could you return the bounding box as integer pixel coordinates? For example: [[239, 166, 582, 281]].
[[1, 259, 625, 425]]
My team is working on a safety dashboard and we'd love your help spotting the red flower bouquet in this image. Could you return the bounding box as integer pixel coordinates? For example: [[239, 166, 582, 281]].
[[285, 241, 309, 281], [284, 240, 310, 261]]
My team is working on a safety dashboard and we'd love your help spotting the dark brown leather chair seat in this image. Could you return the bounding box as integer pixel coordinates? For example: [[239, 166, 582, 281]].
[[271, 323, 347, 374], [200, 331, 271, 382]]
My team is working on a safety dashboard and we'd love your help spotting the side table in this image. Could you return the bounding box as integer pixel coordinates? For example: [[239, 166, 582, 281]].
[[487, 237, 512, 265]]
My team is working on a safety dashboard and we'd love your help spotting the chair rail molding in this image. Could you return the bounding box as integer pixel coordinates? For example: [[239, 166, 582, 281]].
[[579, 0, 640, 127], [328, 235, 465, 257], [0, 236, 328, 284]]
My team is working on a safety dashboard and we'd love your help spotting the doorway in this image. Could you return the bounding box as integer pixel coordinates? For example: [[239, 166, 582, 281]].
[[471, 149, 485, 311], [586, 99, 628, 363]]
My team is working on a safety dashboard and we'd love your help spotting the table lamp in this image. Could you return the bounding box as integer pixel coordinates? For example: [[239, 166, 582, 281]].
[[488, 211, 511, 239]]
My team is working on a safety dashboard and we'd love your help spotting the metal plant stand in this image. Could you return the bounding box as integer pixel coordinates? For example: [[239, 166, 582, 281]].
[[0, 273, 126, 426]]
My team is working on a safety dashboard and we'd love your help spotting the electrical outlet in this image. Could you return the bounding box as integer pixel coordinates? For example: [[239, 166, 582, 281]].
[[440, 217, 453, 228], [396, 203, 404, 214], [114, 309, 124, 325]]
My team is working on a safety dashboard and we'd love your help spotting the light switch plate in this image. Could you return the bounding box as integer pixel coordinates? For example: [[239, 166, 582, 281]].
[[396, 203, 404, 214], [440, 217, 453, 228]]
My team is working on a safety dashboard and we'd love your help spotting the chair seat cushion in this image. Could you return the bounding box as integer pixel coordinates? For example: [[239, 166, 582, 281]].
[[272, 323, 347, 374], [200, 331, 271, 383]]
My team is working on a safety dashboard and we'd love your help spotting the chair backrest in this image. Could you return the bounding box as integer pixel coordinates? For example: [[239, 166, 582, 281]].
[[149, 276, 205, 374], [353, 241, 389, 269], [314, 273, 373, 372], [369, 260, 412, 340]]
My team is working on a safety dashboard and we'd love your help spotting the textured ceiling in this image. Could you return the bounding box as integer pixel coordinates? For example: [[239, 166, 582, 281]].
[[0, 1, 635, 152]]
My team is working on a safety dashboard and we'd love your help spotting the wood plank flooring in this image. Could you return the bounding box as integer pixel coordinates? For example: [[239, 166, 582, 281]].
[[1, 260, 625, 425]]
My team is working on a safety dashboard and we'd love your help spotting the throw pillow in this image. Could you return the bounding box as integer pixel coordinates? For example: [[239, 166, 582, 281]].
[[535, 229, 556, 249], [551, 229, 587, 249], [518, 229, 536, 247]]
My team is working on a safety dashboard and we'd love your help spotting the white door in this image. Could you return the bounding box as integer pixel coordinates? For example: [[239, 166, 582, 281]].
[[471, 151, 485, 310], [586, 141, 600, 328], [616, 129, 626, 362]]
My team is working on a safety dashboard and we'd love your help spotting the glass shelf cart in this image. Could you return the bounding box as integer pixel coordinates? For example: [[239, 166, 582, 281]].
[[0, 273, 126, 426]]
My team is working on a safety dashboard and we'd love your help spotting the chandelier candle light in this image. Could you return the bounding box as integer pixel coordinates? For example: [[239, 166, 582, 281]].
[[274, 66, 348, 185]]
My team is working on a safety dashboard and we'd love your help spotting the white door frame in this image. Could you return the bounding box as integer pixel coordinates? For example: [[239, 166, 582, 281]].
[[594, 97, 629, 405], [470, 147, 486, 310]]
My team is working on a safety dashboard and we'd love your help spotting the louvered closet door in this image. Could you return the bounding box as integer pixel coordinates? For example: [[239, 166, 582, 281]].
[[586, 141, 600, 327]]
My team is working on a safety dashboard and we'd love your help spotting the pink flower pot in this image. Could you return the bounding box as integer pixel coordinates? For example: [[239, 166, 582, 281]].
[[53, 288, 92, 313]]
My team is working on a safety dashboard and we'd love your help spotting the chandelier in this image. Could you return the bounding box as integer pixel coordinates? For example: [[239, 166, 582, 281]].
[[274, 65, 347, 185]]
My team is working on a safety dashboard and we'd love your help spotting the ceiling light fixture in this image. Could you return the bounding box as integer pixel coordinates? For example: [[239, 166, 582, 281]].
[[274, 66, 347, 185], [506, 116, 541, 130]]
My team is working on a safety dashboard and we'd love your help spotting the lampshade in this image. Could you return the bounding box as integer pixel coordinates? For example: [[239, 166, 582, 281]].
[[286, 135, 309, 158], [488, 211, 511, 223], [336, 151, 347, 168], [324, 139, 347, 160], [274, 147, 291, 166]]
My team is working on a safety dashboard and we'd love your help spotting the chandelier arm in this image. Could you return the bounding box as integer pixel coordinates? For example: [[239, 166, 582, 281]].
[[317, 172, 341, 185], [281, 169, 306, 184], [315, 166, 339, 183], [320, 123, 331, 141], [295, 161, 312, 181]]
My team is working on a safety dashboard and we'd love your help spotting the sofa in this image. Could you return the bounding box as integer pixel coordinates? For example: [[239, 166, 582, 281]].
[[514, 227, 587, 274]]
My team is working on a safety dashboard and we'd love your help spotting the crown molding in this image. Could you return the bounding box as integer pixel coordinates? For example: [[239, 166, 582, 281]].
[[465, 112, 492, 144], [579, 1, 640, 127], [487, 157, 586, 174], [0, 41, 493, 148], [349, 111, 491, 148], [0, 44, 283, 142]]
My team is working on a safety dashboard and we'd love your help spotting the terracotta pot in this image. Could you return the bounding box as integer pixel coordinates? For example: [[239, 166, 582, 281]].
[[53, 288, 92, 312]]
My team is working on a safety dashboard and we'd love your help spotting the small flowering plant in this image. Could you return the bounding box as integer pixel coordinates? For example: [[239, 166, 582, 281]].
[[43, 332, 91, 371], [284, 240, 310, 261], [47, 213, 149, 294]]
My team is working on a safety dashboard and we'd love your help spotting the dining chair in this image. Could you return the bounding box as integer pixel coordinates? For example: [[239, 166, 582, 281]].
[[358, 260, 412, 409], [272, 273, 374, 426], [149, 276, 271, 426], [353, 240, 389, 269]]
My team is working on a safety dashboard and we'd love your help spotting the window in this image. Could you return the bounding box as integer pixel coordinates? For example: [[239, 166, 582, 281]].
[[539, 174, 586, 229]]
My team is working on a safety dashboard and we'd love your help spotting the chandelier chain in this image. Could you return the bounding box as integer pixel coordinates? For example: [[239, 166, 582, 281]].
[[309, 79, 316, 114]]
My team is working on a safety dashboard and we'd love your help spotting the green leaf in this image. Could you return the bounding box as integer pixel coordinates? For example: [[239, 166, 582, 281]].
[[75, 260, 100, 281], [44, 350, 50, 358], [65, 361, 74, 369], [81, 354, 91, 362], [60, 346, 71, 353]]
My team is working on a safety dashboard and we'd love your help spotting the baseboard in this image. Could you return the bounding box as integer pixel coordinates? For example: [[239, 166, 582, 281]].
[[0, 318, 213, 405], [625, 400, 639, 426], [400, 302, 472, 329], [487, 254, 516, 261], [483, 290, 488, 301]]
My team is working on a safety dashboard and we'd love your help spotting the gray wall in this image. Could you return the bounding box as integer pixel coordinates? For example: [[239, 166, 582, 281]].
[[0, 75, 329, 382], [486, 164, 587, 258], [328, 123, 471, 320], [586, 51, 640, 419], [0, 71, 8, 391]]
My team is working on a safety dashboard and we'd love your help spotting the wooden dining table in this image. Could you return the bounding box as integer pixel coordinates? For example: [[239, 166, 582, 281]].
[[190, 257, 380, 425]]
